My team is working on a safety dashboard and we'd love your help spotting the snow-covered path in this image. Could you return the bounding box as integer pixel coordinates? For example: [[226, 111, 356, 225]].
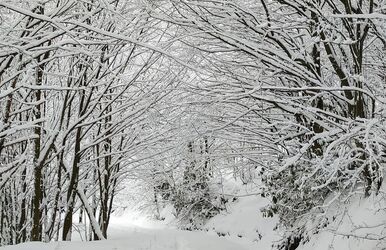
[[0, 215, 249, 250]]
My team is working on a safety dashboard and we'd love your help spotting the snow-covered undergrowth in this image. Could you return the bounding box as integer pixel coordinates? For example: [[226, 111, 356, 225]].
[[203, 188, 386, 250], [212, 181, 386, 250], [197, 176, 386, 250], [204, 195, 280, 249], [198, 178, 280, 249]]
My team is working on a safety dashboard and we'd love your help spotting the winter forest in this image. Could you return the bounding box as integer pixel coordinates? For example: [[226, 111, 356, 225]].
[[0, 1, 385, 250]]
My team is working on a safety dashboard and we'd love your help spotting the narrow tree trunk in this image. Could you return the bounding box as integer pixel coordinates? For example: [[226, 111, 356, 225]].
[[62, 127, 82, 241], [31, 57, 44, 242]]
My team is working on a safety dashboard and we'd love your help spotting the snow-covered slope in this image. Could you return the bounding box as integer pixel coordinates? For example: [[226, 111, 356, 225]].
[[202, 178, 386, 250], [297, 191, 386, 250], [203, 190, 386, 250], [204, 195, 280, 249]]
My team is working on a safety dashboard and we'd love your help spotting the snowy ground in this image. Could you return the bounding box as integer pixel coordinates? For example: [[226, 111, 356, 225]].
[[0, 212, 250, 250], [2, 178, 386, 250], [2, 194, 386, 250], [0, 180, 265, 250], [0, 232, 245, 250]]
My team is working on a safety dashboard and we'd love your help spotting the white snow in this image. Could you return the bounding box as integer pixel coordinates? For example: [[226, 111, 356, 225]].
[[297, 190, 386, 250], [0, 212, 248, 250], [204, 195, 281, 250], [2, 178, 386, 250], [0, 226, 247, 250]]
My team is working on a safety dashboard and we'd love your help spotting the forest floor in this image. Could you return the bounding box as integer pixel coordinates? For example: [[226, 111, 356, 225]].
[[0, 212, 252, 250], [1, 179, 385, 250]]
